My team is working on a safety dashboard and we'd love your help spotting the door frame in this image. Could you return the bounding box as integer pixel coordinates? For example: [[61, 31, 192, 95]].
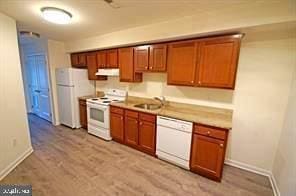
[[24, 52, 55, 124]]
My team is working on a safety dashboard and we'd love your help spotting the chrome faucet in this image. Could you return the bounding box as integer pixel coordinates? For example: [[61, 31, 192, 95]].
[[154, 96, 166, 106]]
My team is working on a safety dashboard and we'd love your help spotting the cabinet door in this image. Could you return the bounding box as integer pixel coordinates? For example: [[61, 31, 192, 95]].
[[149, 44, 167, 72], [196, 35, 241, 89], [118, 48, 135, 82], [86, 53, 107, 81], [106, 49, 118, 68], [78, 53, 87, 67], [79, 100, 87, 129], [124, 116, 139, 147], [134, 46, 149, 72], [110, 113, 124, 142], [71, 54, 79, 66], [190, 134, 225, 181], [167, 40, 198, 86], [96, 51, 107, 68], [139, 120, 156, 155]]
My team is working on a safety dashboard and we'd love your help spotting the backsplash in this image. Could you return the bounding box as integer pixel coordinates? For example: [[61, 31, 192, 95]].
[[96, 73, 234, 109]]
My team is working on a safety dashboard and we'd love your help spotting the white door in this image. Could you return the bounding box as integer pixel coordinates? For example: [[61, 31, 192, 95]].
[[26, 54, 52, 121]]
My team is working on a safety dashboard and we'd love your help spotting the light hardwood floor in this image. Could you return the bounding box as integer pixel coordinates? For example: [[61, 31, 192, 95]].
[[1, 114, 273, 196]]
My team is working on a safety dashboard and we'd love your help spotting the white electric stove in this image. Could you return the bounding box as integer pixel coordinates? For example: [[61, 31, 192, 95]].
[[86, 89, 127, 140]]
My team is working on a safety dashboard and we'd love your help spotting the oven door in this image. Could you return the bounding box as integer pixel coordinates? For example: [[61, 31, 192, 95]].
[[87, 102, 109, 129]]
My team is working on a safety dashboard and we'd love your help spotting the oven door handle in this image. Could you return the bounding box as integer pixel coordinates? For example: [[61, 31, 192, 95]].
[[87, 103, 108, 110]]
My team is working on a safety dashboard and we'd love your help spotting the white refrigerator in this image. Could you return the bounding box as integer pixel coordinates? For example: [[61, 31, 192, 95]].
[[56, 68, 94, 128]]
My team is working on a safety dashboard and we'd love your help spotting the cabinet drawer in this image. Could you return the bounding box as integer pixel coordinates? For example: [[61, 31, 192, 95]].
[[110, 106, 124, 115], [139, 112, 156, 123], [125, 110, 138, 118], [194, 124, 227, 140]]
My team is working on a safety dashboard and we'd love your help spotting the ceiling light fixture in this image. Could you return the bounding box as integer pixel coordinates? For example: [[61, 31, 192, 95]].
[[41, 7, 72, 24]]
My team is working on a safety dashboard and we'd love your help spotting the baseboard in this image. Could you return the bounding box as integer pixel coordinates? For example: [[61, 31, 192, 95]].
[[269, 173, 281, 196], [225, 159, 280, 196], [0, 146, 33, 181], [225, 159, 271, 177]]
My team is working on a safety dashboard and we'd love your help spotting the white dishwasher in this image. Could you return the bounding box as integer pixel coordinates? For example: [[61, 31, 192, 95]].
[[156, 116, 193, 170]]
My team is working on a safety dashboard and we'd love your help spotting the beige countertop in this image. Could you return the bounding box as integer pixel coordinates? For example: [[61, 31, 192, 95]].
[[78, 95, 96, 101], [78, 91, 105, 101], [110, 96, 233, 129]]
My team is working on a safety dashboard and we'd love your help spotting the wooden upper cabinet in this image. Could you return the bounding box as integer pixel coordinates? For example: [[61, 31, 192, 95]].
[[167, 40, 198, 86], [110, 111, 124, 143], [86, 53, 107, 80], [96, 49, 118, 68], [138, 120, 156, 155], [71, 53, 79, 66], [106, 49, 118, 68], [96, 51, 107, 68], [149, 44, 167, 72], [71, 53, 87, 68], [134, 44, 167, 72], [196, 35, 241, 89], [78, 53, 86, 66], [118, 47, 142, 82], [134, 46, 149, 72]]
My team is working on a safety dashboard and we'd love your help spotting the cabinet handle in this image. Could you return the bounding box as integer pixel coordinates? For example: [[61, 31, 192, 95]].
[[198, 81, 201, 85], [150, 67, 153, 70], [140, 122, 143, 125], [207, 131, 210, 135], [120, 117, 123, 120], [191, 80, 194, 83], [145, 66, 148, 70], [220, 143, 224, 148]]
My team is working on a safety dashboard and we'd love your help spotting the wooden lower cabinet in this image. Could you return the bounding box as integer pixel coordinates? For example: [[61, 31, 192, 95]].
[[110, 106, 156, 156], [139, 120, 156, 155], [190, 124, 228, 181], [79, 99, 87, 129], [110, 112, 124, 143], [124, 116, 139, 147]]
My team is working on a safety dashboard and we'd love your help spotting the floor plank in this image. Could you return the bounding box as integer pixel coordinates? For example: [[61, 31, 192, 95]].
[[0, 114, 273, 196]]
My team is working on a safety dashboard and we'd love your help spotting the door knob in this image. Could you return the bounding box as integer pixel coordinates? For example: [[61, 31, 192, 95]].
[[220, 143, 224, 148]]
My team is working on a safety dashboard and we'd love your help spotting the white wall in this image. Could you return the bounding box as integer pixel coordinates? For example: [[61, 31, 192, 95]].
[[65, 0, 295, 52], [272, 50, 296, 196], [0, 12, 32, 179], [47, 40, 71, 125]]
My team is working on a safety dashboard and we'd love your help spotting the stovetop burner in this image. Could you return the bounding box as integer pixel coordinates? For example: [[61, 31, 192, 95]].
[[91, 98, 99, 101], [103, 101, 111, 103], [100, 97, 108, 100], [112, 99, 119, 101]]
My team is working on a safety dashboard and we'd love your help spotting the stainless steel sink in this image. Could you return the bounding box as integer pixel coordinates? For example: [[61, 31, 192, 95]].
[[134, 103, 161, 110]]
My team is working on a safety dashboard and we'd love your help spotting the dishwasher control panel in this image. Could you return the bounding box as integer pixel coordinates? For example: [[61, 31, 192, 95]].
[[157, 116, 193, 132]]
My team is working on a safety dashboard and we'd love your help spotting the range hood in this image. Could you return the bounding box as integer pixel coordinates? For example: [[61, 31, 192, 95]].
[[95, 69, 119, 76]]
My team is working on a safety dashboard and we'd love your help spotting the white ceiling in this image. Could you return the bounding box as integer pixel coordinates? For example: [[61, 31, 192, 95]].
[[0, 0, 275, 41]]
